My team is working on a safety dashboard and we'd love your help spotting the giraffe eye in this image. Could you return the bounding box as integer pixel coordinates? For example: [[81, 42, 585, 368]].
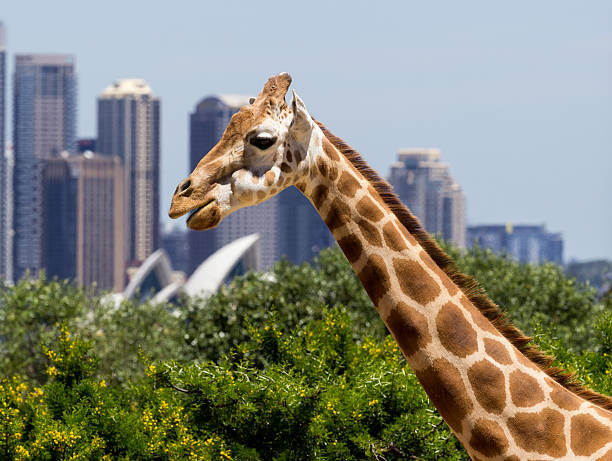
[[250, 133, 277, 150]]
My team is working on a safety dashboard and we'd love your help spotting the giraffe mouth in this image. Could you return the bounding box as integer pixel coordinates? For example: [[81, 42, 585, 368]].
[[186, 199, 220, 230]]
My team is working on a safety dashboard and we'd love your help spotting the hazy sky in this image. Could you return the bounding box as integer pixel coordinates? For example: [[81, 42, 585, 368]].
[[3, 1, 611, 261]]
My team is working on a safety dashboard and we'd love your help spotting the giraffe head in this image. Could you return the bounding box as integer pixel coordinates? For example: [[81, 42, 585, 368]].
[[169, 72, 316, 230]]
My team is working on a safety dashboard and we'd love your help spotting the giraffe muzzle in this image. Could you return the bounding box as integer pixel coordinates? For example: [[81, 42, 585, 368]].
[[185, 198, 221, 230]]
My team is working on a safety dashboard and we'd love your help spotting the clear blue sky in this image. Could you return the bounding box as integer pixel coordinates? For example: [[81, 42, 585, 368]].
[[3, 1, 611, 261]]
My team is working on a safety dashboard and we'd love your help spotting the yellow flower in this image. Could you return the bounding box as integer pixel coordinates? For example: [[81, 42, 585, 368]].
[[46, 366, 58, 376], [99, 379, 106, 388]]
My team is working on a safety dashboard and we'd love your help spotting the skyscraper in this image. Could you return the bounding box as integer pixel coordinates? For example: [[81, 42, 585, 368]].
[[42, 153, 126, 290], [0, 22, 9, 282], [467, 223, 563, 265], [97, 79, 160, 265], [277, 186, 334, 265], [188, 95, 332, 273], [389, 148, 466, 247], [12, 54, 76, 280]]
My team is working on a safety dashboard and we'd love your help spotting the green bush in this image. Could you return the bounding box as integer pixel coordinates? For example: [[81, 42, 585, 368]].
[[180, 248, 380, 362], [443, 243, 606, 351], [0, 246, 611, 459]]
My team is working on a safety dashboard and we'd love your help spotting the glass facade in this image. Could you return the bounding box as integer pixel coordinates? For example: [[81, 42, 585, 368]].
[[97, 80, 160, 266], [12, 54, 76, 281], [0, 23, 9, 281], [389, 149, 466, 247]]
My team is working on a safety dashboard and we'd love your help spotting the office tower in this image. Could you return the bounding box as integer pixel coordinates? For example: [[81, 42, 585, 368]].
[[12, 54, 76, 280], [389, 148, 466, 247], [277, 186, 334, 265], [97, 79, 160, 265], [467, 223, 563, 265], [161, 225, 189, 274], [42, 153, 125, 291], [0, 23, 8, 282]]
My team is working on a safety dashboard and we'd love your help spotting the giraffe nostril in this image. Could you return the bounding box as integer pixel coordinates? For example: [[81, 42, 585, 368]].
[[177, 179, 191, 195]]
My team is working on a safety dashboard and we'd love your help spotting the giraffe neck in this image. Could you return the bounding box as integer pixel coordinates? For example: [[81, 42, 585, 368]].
[[296, 130, 612, 460]]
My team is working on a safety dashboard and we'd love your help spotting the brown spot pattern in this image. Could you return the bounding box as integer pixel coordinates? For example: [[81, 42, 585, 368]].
[[550, 387, 582, 411], [385, 302, 432, 356], [419, 250, 459, 296], [280, 162, 291, 173], [398, 222, 418, 246], [294, 147, 305, 163], [469, 418, 509, 457], [414, 358, 473, 434], [509, 370, 544, 407], [570, 414, 612, 456], [504, 457, 520, 461], [316, 157, 328, 177], [393, 258, 441, 305], [468, 359, 506, 414], [436, 302, 479, 358], [323, 139, 340, 161], [256, 190, 266, 201], [356, 196, 384, 222], [324, 199, 352, 231], [460, 296, 499, 336], [241, 190, 254, 203], [357, 254, 391, 305], [310, 185, 328, 209], [337, 171, 360, 198], [507, 409, 566, 457], [596, 407, 612, 424], [264, 170, 275, 186], [356, 218, 383, 247], [597, 449, 612, 461], [327, 164, 339, 181], [382, 221, 407, 252], [483, 338, 512, 365], [286, 150, 293, 163], [337, 236, 363, 263]]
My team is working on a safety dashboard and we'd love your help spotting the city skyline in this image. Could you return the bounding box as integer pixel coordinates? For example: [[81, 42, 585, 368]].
[[1, 2, 611, 262]]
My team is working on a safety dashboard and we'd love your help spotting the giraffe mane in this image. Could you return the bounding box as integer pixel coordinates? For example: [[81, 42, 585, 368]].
[[314, 119, 612, 412]]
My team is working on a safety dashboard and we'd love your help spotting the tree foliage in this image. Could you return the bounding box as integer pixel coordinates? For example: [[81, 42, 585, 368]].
[[0, 246, 611, 459]]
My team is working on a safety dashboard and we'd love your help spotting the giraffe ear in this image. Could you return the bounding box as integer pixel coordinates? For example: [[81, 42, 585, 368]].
[[290, 90, 313, 137]]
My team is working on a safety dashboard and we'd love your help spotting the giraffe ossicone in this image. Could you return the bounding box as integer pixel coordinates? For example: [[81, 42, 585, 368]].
[[170, 73, 612, 460]]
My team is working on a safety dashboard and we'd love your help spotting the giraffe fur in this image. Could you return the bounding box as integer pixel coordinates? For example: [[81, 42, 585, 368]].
[[170, 73, 612, 460]]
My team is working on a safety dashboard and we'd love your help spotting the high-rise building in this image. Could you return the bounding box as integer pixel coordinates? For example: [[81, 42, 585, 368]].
[[97, 79, 160, 265], [188, 95, 333, 273], [42, 153, 125, 291], [389, 148, 466, 247], [467, 223, 563, 265], [12, 54, 76, 280], [277, 186, 334, 265], [0, 22, 9, 282], [161, 225, 189, 275]]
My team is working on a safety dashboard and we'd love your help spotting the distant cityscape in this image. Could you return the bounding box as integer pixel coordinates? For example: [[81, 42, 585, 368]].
[[0, 21, 577, 293]]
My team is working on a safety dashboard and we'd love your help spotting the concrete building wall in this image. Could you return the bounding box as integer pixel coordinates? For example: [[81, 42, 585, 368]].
[[390, 148, 466, 247], [42, 154, 126, 291], [97, 79, 159, 266]]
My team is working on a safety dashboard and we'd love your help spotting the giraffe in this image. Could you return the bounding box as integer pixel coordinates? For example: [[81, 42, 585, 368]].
[[169, 73, 612, 459]]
